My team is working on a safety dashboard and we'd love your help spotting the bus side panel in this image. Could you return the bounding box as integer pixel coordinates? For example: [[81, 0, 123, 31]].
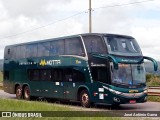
[[28, 80, 42, 97], [3, 70, 15, 94]]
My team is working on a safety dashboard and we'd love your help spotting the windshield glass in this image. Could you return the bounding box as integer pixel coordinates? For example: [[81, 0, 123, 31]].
[[111, 63, 146, 86], [104, 36, 142, 56]]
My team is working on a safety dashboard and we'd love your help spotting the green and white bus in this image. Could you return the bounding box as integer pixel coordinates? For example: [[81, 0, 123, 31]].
[[3, 33, 158, 107]]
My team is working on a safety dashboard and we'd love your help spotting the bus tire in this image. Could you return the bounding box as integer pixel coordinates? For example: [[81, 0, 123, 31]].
[[15, 86, 22, 99], [23, 86, 31, 100], [80, 90, 91, 108]]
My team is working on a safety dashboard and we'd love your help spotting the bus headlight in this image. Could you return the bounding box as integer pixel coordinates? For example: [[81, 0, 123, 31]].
[[143, 90, 148, 94], [103, 86, 122, 95], [143, 87, 148, 94], [108, 88, 122, 95]]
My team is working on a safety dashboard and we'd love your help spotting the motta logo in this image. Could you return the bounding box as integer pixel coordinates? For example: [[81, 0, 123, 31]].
[[39, 59, 61, 66], [129, 90, 139, 93], [39, 60, 46, 66]]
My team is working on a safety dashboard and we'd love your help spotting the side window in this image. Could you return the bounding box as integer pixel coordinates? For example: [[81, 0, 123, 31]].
[[64, 69, 73, 82], [40, 69, 51, 81], [4, 46, 16, 59], [16, 46, 21, 58], [50, 40, 64, 56], [26, 44, 37, 58], [28, 70, 39, 81], [83, 35, 106, 53], [107, 38, 118, 51], [16, 46, 26, 58], [64, 69, 85, 82], [72, 69, 85, 82], [7, 49, 10, 55], [91, 67, 109, 84], [4, 71, 9, 80], [65, 37, 85, 56], [38, 42, 50, 57], [52, 69, 63, 82]]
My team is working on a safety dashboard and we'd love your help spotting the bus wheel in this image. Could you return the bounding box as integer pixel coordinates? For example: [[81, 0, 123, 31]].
[[80, 90, 91, 108], [16, 86, 22, 99], [23, 86, 30, 100]]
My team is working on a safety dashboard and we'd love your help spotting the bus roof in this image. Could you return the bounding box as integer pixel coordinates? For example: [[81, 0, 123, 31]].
[[5, 33, 134, 47]]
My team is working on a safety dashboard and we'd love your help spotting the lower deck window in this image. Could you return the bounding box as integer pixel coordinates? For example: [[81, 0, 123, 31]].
[[28, 68, 85, 82], [91, 67, 110, 84], [64, 69, 85, 82], [40, 70, 51, 81], [28, 70, 39, 81], [4, 71, 9, 80], [52, 69, 63, 82]]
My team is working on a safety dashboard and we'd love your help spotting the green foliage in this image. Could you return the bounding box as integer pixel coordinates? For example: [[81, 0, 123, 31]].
[[0, 97, 155, 120], [146, 74, 160, 86], [0, 99, 122, 120], [148, 96, 160, 102], [0, 99, 72, 111]]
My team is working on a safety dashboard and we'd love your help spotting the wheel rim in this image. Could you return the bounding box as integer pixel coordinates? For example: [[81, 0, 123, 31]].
[[82, 93, 89, 105], [16, 88, 22, 97], [24, 88, 30, 99]]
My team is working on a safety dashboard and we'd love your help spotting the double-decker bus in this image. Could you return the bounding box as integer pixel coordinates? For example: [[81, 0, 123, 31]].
[[3, 33, 158, 107]]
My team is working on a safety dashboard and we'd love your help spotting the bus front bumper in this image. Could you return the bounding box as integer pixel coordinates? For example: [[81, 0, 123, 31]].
[[111, 92, 147, 105]]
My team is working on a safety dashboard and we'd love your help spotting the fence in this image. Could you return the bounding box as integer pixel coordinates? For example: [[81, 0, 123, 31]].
[[148, 86, 160, 96]]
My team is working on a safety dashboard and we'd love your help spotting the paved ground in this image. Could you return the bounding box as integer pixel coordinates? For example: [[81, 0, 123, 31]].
[[0, 90, 160, 111], [0, 90, 15, 99]]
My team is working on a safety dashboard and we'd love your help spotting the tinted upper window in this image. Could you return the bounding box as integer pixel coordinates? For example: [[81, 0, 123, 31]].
[[105, 36, 142, 56], [65, 37, 85, 56], [4, 46, 16, 59], [83, 35, 107, 54], [16, 45, 26, 58], [50, 40, 65, 56], [26, 44, 37, 58], [38, 42, 50, 57]]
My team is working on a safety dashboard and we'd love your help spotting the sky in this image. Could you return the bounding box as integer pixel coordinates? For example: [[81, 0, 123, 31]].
[[0, 0, 160, 60]]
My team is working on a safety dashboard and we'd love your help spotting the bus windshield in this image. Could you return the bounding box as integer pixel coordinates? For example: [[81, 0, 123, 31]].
[[104, 36, 142, 56], [111, 63, 146, 86]]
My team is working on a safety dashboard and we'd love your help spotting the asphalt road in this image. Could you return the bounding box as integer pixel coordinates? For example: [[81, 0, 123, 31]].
[[0, 90, 16, 99], [0, 90, 160, 111]]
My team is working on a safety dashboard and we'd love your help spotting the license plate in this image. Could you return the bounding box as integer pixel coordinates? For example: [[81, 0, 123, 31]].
[[129, 100, 136, 104]]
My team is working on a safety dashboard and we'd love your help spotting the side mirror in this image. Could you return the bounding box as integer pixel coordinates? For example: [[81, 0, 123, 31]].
[[107, 55, 118, 70], [143, 56, 158, 71]]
